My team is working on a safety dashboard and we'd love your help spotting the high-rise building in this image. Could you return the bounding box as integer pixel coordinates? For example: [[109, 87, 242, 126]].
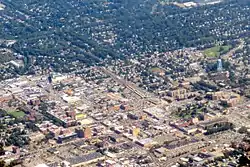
[[84, 127, 92, 139], [75, 128, 84, 138]]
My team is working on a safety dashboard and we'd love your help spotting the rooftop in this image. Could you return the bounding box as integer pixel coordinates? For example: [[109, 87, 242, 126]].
[[66, 152, 104, 165]]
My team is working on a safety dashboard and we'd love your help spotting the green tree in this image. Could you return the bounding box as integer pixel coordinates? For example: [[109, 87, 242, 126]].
[[0, 144, 5, 156], [238, 126, 248, 134], [0, 160, 5, 167], [39, 103, 48, 113]]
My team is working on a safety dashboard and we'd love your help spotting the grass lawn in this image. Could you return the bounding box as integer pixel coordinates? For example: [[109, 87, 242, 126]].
[[203, 45, 232, 57], [183, 114, 192, 119], [7, 110, 25, 118]]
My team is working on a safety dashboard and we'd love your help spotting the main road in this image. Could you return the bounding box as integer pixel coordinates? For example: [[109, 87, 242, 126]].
[[221, 39, 244, 60], [99, 67, 148, 98]]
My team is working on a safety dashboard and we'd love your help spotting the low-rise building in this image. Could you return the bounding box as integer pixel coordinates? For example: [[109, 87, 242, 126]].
[[212, 91, 240, 107], [65, 152, 105, 167], [136, 138, 157, 148]]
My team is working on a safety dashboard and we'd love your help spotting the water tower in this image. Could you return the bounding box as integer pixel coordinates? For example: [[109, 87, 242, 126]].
[[217, 59, 223, 72]]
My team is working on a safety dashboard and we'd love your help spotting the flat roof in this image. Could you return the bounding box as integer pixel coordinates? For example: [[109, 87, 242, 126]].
[[67, 152, 104, 165], [35, 164, 49, 167], [199, 117, 228, 126]]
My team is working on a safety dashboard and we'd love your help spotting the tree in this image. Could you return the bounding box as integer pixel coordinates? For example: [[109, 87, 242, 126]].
[[39, 103, 48, 113], [45, 133, 54, 140], [198, 114, 205, 121], [0, 160, 5, 167], [238, 155, 250, 166], [26, 122, 39, 132], [8, 100, 12, 107], [7, 159, 22, 167], [0, 144, 5, 156], [238, 126, 248, 134]]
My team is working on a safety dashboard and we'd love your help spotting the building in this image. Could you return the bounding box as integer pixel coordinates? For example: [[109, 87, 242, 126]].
[[153, 134, 178, 145], [65, 152, 105, 167], [66, 111, 76, 119], [198, 117, 230, 133], [221, 94, 240, 107], [57, 133, 78, 144], [109, 134, 123, 143], [182, 125, 198, 135], [132, 128, 140, 137], [212, 91, 240, 107], [183, 2, 197, 7], [9, 60, 23, 68], [168, 88, 188, 100], [29, 132, 45, 143], [76, 128, 84, 138], [76, 126, 92, 139], [12, 146, 20, 154], [143, 107, 165, 120], [44, 110, 77, 128], [35, 164, 49, 167], [47, 148, 59, 154], [0, 3, 6, 10], [212, 91, 224, 100], [210, 71, 229, 82], [84, 127, 92, 139], [136, 138, 157, 148], [0, 90, 12, 104], [64, 89, 74, 96], [62, 95, 81, 104], [75, 113, 86, 120]]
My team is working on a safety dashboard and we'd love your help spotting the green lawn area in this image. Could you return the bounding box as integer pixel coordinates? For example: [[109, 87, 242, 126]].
[[203, 45, 232, 57], [7, 110, 25, 118]]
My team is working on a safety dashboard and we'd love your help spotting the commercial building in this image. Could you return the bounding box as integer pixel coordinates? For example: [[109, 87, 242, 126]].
[[35, 164, 49, 167], [65, 152, 105, 167], [44, 110, 77, 128], [198, 117, 230, 132], [82, 127, 91, 139], [212, 91, 240, 107], [168, 88, 188, 100], [143, 107, 165, 120], [57, 132, 78, 144], [132, 128, 140, 137], [136, 138, 157, 148], [76, 127, 92, 139], [29, 132, 45, 143]]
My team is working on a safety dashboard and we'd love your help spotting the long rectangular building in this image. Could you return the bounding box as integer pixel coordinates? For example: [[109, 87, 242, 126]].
[[66, 152, 105, 167]]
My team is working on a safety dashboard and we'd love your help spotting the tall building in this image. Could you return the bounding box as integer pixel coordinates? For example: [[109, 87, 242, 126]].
[[75, 128, 84, 138], [84, 127, 92, 139], [48, 72, 53, 84], [168, 88, 188, 100]]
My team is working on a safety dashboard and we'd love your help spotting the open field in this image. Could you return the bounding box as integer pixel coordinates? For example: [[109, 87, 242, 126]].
[[7, 110, 26, 118], [203, 45, 232, 57]]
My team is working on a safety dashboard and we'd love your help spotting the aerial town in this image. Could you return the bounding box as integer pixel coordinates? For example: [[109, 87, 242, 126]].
[[0, 0, 250, 167], [1, 39, 250, 166]]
